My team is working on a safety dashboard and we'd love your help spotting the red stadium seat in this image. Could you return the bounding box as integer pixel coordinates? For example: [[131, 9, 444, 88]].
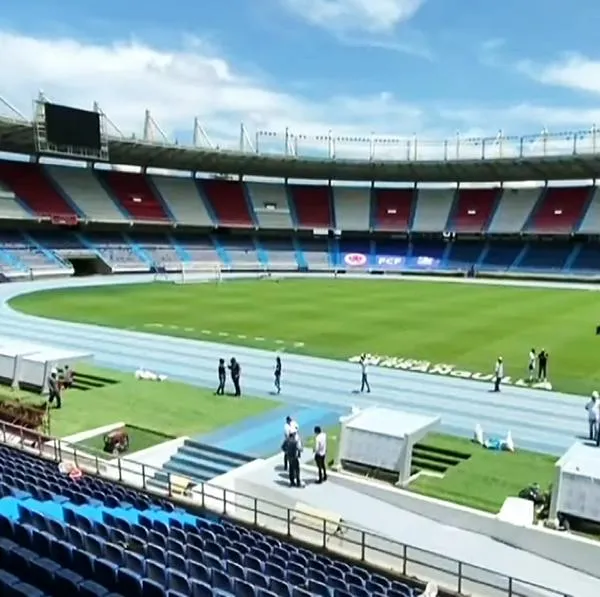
[[200, 179, 254, 227], [373, 189, 415, 231], [0, 161, 78, 218], [448, 189, 498, 233], [528, 187, 591, 233], [288, 185, 333, 229], [101, 171, 171, 221]]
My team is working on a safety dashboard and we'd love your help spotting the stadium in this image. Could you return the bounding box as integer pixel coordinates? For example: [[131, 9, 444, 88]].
[[1, 90, 600, 597]]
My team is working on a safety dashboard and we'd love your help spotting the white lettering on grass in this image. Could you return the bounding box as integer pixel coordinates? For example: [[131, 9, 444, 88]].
[[349, 353, 553, 391]]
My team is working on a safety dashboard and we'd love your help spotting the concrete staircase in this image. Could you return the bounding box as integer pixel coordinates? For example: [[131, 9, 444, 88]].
[[152, 439, 254, 487]]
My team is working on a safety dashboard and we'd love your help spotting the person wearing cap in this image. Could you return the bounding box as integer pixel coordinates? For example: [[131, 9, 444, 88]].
[[359, 353, 370, 393], [586, 391, 599, 441], [282, 416, 298, 471], [493, 357, 504, 392]]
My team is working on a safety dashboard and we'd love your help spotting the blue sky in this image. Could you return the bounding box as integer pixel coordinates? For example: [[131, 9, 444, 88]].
[[1, 0, 600, 159]]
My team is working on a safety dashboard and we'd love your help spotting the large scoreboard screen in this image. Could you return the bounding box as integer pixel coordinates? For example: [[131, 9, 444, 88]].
[[44, 103, 101, 150]]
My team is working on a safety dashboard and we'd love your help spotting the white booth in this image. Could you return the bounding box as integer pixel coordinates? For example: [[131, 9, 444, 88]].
[[0, 338, 93, 393], [549, 442, 600, 523], [337, 407, 440, 486]]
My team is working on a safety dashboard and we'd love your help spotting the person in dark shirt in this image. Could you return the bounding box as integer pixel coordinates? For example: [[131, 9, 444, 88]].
[[48, 372, 62, 409], [229, 358, 241, 397], [215, 359, 226, 395], [538, 350, 549, 381], [274, 356, 282, 395], [285, 431, 302, 487]]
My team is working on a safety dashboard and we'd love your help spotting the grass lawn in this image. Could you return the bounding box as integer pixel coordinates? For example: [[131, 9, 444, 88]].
[[75, 425, 175, 458], [305, 426, 557, 513], [0, 363, 279, 439], [10, 279, 600, 395]]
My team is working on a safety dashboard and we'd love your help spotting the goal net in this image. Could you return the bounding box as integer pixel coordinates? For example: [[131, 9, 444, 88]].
[[178, 262, 223, 284]]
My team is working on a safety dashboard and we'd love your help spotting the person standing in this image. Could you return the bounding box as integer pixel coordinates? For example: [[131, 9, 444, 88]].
[[285, 431, 302, 487], [313, 426, 327, 483], [493, 357, 504, 392], [215, 358, 226, 395], [359, 354, 371, 393], [48, 371, 62, 409], [528, 349, 536, 382], [282, 416, 298, 471], [229, 358, 241, 397], [586, 391, 599, 441], [538, 350, 548, 381], [274, 356, 282, 395]]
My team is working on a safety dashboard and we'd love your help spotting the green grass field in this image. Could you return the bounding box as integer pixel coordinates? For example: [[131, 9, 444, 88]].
[[4, 278, 573, 515], [10, 278, 600, 395], [75, 425, 176, 458], [305, 426, 556, 513], [0, 364, 278, 440]]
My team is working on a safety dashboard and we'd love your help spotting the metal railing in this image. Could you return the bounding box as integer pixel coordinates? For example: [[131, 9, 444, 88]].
[[0, 420, 573, 597]]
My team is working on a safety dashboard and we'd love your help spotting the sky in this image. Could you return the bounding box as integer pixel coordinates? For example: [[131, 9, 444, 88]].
[[1, 0, 600, 161]]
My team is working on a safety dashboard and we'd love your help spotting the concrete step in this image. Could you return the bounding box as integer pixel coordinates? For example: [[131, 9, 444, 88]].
[[169, 453, 232, 478], [181, 440, 254, 467], [163, 461, 218, 484]]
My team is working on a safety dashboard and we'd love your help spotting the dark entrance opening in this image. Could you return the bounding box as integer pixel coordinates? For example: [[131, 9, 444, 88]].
[[68, 257, 111, 277]]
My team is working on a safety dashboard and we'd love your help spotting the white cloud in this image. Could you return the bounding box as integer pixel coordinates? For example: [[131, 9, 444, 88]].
[[518, 53, 600, 95], [282, 0, 425, 34], [0, 29, 430, 159]]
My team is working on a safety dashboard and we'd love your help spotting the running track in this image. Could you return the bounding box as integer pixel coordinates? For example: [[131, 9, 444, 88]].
[[0, 274, 591, 456]]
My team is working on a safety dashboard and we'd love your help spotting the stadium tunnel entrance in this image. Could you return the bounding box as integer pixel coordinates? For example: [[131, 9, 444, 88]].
[[67, 256, 111, 276]]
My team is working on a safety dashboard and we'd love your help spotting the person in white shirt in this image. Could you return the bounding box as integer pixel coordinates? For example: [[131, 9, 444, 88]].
[[493, 357, 503, 392], [359, 354, 371, 393], [528, 349, 536, 382], [585, 391, 599, 441], [313, 426, 327, 483], [282, 416, 299, 471]]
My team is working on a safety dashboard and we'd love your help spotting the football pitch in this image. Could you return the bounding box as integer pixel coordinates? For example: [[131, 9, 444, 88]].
[[7, 276, 593, 514], [11, 277, 600, 396]]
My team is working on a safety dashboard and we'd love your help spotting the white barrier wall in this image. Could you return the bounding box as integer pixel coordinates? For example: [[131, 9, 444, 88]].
[[331, 471, 600, 579]]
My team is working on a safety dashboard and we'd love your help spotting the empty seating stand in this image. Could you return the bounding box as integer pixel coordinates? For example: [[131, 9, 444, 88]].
[[448, 189, 498, 233], [373, 189, 414, 231], [101, 172, 171, 222], [200, 180, 254, 228], [0, 443, 420, 597], [528, 187, 591, 234], [288, 186, 333, 229], [0, 161, 79, 219]]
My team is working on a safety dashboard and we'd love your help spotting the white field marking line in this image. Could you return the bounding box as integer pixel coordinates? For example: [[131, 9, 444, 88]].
[[142, 324, 305, 347]]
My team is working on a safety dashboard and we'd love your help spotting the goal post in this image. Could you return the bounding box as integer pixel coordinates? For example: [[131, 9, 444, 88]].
[[179, 262, 223, 284]]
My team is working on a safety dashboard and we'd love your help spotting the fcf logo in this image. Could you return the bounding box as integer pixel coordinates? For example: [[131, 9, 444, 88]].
[[344, 253, 367, 266]]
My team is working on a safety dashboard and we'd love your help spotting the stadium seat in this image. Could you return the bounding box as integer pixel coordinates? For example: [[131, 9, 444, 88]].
[[0, 442, 428, 597]]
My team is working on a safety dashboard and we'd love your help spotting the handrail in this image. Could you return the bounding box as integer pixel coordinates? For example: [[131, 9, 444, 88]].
[[0, 419, 573, 597]]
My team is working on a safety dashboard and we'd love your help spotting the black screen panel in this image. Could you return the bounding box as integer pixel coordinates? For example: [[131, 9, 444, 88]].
[[44, 103, 101, 150]]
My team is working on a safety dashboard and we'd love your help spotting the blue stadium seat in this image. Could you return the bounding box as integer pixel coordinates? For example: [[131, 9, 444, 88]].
[[167, 570, 190, 594], [188, 561, 210, 585], [116, 568, 142, 597], [79, 580, 111, 597], [7, 582, 45, 597], [146, 561, 167, 586], [190, 580, 212, 597], [246, 569, 269, 590], [307, 579, 331, 597], [235, 578, 256, 597]]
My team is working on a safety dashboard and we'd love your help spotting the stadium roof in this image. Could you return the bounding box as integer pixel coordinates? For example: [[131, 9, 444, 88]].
[[2, 117, 600, 183]]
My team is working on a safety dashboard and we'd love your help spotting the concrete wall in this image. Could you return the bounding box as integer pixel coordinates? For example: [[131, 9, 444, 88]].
[[123, 436, 188, 468], [331, 470, 600, 579]]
